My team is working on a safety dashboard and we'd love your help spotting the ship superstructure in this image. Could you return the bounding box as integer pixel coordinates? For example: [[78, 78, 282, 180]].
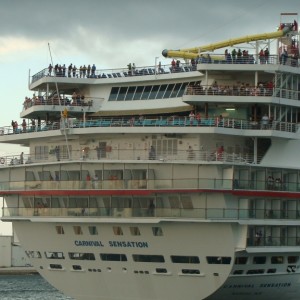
[[0, 13, 300, 300]]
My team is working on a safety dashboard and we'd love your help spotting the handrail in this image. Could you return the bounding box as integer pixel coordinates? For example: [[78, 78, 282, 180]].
[[23, 95, 96, 111], [0, 148, 260, 166], [0, 116, 297, 136], [185, 84, 300, 101], [30, 54, 300, 84], [2, 207, 300, 222], [0, 177, 299, 193]]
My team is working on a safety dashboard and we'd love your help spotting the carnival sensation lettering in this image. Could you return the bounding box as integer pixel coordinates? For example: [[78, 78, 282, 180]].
[[74, 240, 149, 248]]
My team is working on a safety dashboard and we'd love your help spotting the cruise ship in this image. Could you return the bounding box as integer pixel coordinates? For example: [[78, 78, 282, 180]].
[[0, 13, 299, 300]]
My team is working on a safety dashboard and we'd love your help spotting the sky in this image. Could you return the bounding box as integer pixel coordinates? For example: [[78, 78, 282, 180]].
[[0, 0, 299, 234]]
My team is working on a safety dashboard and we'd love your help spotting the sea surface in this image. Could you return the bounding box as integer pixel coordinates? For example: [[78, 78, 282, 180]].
[[0, 274, 73, 299]]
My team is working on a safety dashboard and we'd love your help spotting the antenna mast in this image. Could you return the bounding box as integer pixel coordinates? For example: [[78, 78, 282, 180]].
[[48, 43, 71, 159]]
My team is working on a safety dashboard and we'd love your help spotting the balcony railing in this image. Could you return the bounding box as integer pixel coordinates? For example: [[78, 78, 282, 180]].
[[1, 116, 297, 136], [31, 54, 300, 84], [3, 207, 300, 222], [0, 148, 260, 167], [23, 96, 96, 111], [0, 177, 299, 193]]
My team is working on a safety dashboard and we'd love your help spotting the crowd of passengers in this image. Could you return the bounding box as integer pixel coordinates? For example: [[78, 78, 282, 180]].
[[42, 46, 299, 81], [23, 92, 90, 110], [48, 63, 97, 78], [186, 81, 274, 96], [10, 107, 280, 135]]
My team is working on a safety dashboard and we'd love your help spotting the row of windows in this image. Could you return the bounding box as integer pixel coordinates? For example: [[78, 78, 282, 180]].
[[46, 264, 294, 276], [235, 255, 299, 265], [48, 264, 201, 275], [233, 268, 277, 275], [25, 195, 193, 211], [26, 250, 229, 265], [55, 225, 163, 236], [108, 82, 197, 101]]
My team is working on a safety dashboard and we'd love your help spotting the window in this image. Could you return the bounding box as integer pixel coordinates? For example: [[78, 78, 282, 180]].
[[108, 83, 189, 102], [171, 83, 182, 98], [109, 87, 119, 101], [133, 254, 165, 263], [288, 256, 299, 263], [267, 268, 276, 273], [271, 256, 284, 264], [56, 225, 64, 234], [69, 252, 95, 260], [246, 269, 264, 274], [235, 257, 248, 264], [141, 86, 152, 100], [171, 256, 200, 264], [25, 251, 41, 259], [35, 146, 49, 160], [45, 251, 65, 259], [163, 84, 175, 98], [152, 227, 163, 236], [88, 226, 98, 235], [253, 256, 266, 264], [125, 86, 136, 100], [156, 85, 167, 99], [100, 253, 127, 261], [152, 138, 178, 157], [117, 87, 128, 101], [72, 265, 82, 271], [181, 196, 193, 209], [206, 256, 231, 264], [177, 82, 188, 97], [149, 86, 159, 99], [133, 86, 144, 100], [113, 226, 123, 235], [130, 227, 141, 236], [50, 264, 63, 269], [25, 171, 36, 181], [156, 268, 168, 273], [73, 226, 83, 235], [69, 197, 88, 208], [233, 270, 244, 275], [182, 269, 200, 274]]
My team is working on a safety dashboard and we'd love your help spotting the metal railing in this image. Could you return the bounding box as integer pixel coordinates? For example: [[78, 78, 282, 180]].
[[31, 63, 196, 84], [0, 177, 299, 193], [1, 116, 297, 136], [23, 96, 96, 111], [31, 54, 300, 84], [0, 148, 260, 167], [3, 207, 300, 222], [185, 84, 300, 101]]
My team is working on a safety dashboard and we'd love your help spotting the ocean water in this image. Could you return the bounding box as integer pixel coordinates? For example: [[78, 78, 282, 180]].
[[0, 274, 73, 299]]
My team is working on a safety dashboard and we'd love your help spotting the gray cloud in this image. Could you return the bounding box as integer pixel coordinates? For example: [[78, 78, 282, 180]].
[[0, 0, 299, 67]]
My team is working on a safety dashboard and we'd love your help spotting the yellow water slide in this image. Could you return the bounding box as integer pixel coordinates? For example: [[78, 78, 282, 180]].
[[162, 26, 293, 59]]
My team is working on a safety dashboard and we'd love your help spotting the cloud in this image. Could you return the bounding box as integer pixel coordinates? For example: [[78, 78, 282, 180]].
[[0, 37, 45, 60]]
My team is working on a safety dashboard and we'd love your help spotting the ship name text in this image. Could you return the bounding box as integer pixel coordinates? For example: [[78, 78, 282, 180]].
[[74, 240, 149, 248]]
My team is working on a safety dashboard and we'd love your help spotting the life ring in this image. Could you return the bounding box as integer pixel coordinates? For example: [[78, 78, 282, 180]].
[[0, 157, 5, 164]]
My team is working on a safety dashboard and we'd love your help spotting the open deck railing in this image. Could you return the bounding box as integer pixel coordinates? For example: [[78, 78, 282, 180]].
[[4, 206, 299, 247], [23, 96, 97, 111], [1, 116, 298, 136], [0, 148, 261, 167], [30, 54, 299, 84], [0, 177, 298, 193], [3, 206, 300, 222], [185, 85, 300, 101]]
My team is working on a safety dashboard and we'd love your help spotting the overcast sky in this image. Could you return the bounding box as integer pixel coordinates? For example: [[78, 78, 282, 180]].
[[0, 0, 299, 234]]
